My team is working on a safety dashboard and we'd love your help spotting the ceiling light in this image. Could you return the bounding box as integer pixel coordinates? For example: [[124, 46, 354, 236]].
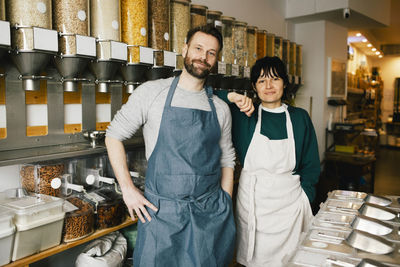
[[362, 38, 367, 42], [372, 48, 377, 51], [379, 55, 383, 58], [375, 51, 380, 55], [367, 44, 372, 47], [356, 33, 362, 37]]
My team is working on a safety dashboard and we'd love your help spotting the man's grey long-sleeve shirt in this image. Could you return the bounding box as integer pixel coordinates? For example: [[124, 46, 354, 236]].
[[106, 77, 235, 169]]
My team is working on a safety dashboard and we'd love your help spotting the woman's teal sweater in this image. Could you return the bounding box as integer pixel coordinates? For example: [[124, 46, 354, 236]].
[[215, 90, 321, 203]]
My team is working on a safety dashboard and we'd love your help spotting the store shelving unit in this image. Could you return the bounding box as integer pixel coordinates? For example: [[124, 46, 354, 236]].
[[4, 217, 137, 267]]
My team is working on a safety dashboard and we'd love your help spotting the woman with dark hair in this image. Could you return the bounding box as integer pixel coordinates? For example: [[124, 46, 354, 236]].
[[215, 56, 320, 266]]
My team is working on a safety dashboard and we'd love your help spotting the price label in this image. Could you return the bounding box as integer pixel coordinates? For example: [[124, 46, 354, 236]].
[[243, 66, 250, 78], [231, 64, 239, 76], [217, 61, 226, 75], [0, 20, 10, 46], [33, 27, 58, 52], [140, 46, 154, 64], [76, 35, 96, 57], [163, 51, 176, 68], [111, 41, 127, 61]]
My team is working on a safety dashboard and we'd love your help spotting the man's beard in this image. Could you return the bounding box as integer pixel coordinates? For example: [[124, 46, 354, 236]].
[[184, 56, 212, 79]]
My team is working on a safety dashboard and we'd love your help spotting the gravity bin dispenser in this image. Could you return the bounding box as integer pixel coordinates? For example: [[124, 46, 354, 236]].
[[89, 40, 127, 93], [10, 25, 58, 91], [0, 19, 11, 73]]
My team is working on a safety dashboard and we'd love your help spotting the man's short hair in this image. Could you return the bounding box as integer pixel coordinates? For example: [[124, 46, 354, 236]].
[[186, 25, 223, 51]]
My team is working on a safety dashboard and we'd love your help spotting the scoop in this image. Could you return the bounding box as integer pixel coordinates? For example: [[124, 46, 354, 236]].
[[358, 203, 397, 221], [351, 215, 393, 236], [345, 230, 395, 255], [365, 195, 392, 207]]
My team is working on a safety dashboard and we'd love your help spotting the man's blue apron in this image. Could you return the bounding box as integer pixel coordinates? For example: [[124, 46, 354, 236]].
[[133, 76, 236, 266]]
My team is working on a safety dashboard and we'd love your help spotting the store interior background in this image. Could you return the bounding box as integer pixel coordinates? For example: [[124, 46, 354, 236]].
[[0, 0, 399, 266]]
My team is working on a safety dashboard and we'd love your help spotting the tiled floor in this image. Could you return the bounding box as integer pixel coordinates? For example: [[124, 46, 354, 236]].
[[373, 146, 400, 195]]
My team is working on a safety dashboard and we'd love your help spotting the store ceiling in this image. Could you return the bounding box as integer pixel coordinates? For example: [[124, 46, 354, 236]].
[[347, 0, 400, 58]]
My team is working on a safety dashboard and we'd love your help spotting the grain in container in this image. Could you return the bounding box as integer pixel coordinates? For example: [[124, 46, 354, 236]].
[[93, 187, 126, 229], [121, 0, 148, 63], [190, 4, 207, 29], [0, 0, 5, 21], [90, 0, 120, 41], [220, 16, 235, 64], [233, 20, 247, 66], [1, 194, 65, 261], [246, 26, 257, 67], [256, 29, 267, 59], [6, 0, 52, 28], [148, 0, 170, 51], [62, 194, 95, 242], [0, 206, 15, 265], [170, 0, 190, 55]]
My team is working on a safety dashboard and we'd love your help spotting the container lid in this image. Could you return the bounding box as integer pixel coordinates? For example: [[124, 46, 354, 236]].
[[221, 16, 236, 22], [257, 29, 267, 34], [207, 10, 223, 16], [247, 26, 258, 31], [190, 4, 208, 11], [0, 206, 13, 219], [234, 21, 248, 27], [1, 194, 64, 216], [267, 33, 275, 37], [171, 0, 191, 4]]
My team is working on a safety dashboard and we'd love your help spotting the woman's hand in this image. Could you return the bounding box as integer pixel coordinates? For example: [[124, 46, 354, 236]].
[[227, 92, 255, 117], [121, 185, 158, 223]]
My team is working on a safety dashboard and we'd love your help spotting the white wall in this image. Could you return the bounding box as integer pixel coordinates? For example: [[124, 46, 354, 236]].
[[192, 0, 288, 37], [371, 56, 400, 123], [294, 20, 348, 159]]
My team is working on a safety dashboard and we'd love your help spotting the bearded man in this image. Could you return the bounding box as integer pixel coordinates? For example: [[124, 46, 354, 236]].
[[105, 25, 237, 267]]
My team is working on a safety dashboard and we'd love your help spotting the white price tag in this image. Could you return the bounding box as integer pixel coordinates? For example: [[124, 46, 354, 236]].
[[243, 66, 250, 78], [163, 51, 176, 68], [64, 201, 79, 213], [33, 27, 58, 52], [86, 192, 105, 202], [0, 20, 10, 46], [140, 46, 154, 64], [217, 61, 226, 75], [111, 41, 127, 61], [231, 64, 239, 76], [76, 35, 96, 57]]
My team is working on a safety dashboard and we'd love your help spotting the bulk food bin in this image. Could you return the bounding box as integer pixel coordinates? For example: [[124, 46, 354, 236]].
[[0, 206, 15, 265], [0, 194, 65, 261], [62, 195, 95, 242]]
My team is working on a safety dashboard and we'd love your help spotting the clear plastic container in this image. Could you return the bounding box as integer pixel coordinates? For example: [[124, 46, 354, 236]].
[[121, 0, 148, 63], [90, 0, 120, 41], [170, 0, 190, 54], [0, 206, 15, 266], [274, 36, 283, 59], [148, 0, 170, 51], [246, 26, 257, 67], [6, 0, 52, 28], [0, 0, 5, 21], [266, 33, 275, 57], [190, 4, 207, 29], [233, 20, 247, 66], [62, 195, 95, 242], [290, 42, 297, 76], [282, 39, 290, 70], [296, 44, 302, 77], [220, 16, 235, 64], [20, 161, 65, 197], [94, 188, 126, 229], [1, 194, 65, 261], [256, 29, 267, 59], [52, 0, 88, 35], [207, 10, 222, 30]]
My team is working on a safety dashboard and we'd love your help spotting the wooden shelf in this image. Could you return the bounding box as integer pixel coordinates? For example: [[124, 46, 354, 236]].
[[5, 217, 138, 267]]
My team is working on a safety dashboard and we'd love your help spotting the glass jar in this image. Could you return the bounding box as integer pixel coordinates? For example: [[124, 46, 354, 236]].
[[170, 0, 190, 54], [53, 0, 88, 35], [190, 4, 207, 29], [90, 0, 120, 41], [296, 44, 302, 77], [274, 36, 283, 59], [282, 39, 290, 70], [0, 0, 5, 21], [207, 10, 222, 29], [266, 33, 275, 57], [290, 42, 297, 76], [220, 16, 235, 64], [247, 26, 257, 67], [148, 0, 170, 51], [6, 0, 52, 28], [256, 29, 266, 59], [121, 0, 148, 63], [233, 21, 247, 66]]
